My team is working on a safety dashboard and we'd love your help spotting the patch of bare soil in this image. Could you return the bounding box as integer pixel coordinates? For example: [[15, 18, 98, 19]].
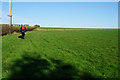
[[13, 32, 19, 34]]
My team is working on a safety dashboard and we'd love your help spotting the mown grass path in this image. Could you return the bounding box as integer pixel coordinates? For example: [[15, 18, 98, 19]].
[[2, 29, 119, 79]]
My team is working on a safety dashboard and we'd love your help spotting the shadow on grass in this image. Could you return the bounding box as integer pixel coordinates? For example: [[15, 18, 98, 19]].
[[7, 51, 97, 80], [18, 36, 23, 39]]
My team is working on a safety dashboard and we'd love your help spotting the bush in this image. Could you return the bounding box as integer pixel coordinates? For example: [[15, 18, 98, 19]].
[[34, 25, 40, 28], [1, 24, 20, 35], [1, 24, 11, 35], [12, 27, 20, 32], [26, 27, 34, 31]]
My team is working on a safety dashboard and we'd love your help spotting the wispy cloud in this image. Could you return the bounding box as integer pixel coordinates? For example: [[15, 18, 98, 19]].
[[1, 11, 36, 26], [1, 0, 120, 2], [12, 14, 36, 26]]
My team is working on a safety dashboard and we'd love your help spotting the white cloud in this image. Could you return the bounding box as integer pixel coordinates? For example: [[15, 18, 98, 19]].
[[1, 0, 120, 2]]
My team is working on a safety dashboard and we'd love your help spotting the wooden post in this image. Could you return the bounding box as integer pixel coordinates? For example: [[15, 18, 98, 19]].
[[9, 0, 12, 34]]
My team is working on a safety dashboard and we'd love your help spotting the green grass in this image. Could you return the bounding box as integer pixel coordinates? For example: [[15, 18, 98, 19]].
[[2, 29, 119, 79]]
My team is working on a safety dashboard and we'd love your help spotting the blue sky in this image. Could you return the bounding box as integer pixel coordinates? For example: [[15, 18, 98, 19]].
[[2, 2, 118, 28]]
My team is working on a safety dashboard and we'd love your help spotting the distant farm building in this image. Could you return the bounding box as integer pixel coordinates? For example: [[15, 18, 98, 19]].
[[12, 24, 29, 26]]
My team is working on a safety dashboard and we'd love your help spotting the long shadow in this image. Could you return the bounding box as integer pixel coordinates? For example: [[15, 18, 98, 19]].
[[7, 51, 97, 80]]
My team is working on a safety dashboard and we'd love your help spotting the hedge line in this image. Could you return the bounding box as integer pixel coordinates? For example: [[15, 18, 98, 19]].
[[0, 24, 40, 36]]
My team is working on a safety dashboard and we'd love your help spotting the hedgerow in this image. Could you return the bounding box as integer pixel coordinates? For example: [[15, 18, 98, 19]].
[[1, 24, 40, 36]]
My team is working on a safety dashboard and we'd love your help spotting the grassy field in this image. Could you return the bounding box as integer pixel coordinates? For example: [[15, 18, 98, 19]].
[[39, 27, 118, 30], [39, 27, 71, 29], [2, 29, 119, 79], [39, 27, 92, 29]]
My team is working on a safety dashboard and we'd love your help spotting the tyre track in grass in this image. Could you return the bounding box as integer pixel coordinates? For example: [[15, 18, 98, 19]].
[[42, 38, 78, 57], [27, 33, 40, 51]]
